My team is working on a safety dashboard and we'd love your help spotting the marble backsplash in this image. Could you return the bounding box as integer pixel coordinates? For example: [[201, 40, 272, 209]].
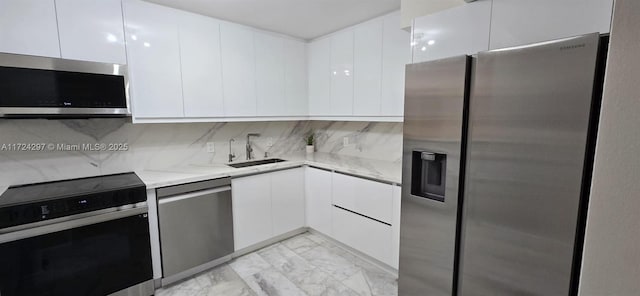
[[0, 119, 402, 187]]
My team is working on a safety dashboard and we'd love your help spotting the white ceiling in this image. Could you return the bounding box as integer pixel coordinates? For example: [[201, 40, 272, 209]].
[[144, 0, 401, 40]]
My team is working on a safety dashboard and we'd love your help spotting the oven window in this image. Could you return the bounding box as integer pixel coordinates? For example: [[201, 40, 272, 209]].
[[0, 214, 152, 296]]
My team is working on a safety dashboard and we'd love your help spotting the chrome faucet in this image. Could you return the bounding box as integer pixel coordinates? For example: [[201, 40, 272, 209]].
[[246, 133, 261, 160], [228, 138, 236, 162]]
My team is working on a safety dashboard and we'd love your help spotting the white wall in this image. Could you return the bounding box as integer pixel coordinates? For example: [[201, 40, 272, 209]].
[[400, 0, 465, 28], [580, 0, 640, 295]]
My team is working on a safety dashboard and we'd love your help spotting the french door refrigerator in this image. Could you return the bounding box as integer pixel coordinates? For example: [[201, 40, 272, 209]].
[[399, 32, 607, 296]]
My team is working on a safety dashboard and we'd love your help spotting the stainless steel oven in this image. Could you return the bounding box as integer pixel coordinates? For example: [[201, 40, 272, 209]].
[[0, 173, 153, 296]]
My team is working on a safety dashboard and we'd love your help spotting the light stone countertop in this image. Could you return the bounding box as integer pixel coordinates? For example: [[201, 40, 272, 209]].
[[137, 152, 402, 189]]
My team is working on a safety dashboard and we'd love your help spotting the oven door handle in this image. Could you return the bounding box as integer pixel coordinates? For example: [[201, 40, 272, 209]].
[[0, 205, 148, 244]]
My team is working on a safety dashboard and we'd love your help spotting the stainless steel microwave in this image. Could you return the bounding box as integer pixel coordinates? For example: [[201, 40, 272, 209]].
[[0, 53, 129, 118]]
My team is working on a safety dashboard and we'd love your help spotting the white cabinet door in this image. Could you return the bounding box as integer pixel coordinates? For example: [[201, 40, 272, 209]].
[[412, 0, 492, 63], [381, 12, 410, 117], [178, 12, 224, 117], [308, 37, 331, 116], [0, 0, 60, 57], [255, 32, 285, 116], [332, 173, 394, 224], [331, 172, 356, 212], [55, 0, 127, 64], [305, 167, 333, 235], [221, 23, 257, 117], [489, 0, 613, 49], [391, 185, 401, 269], [123, 0, 184, 119], [330, 30, 354, 116], [232, 174, 273, 250], [271, 168, 305, 236], [284, 39, 308, 116], [332, 206, 393, 265], [353, 19, 383, 116]]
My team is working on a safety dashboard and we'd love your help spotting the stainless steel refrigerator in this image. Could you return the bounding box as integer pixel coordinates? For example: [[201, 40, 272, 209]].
[[399, 33, 607, 296]]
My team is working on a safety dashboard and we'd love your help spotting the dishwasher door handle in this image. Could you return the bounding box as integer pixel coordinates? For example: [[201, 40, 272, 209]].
[[158, 186, 232, 205]]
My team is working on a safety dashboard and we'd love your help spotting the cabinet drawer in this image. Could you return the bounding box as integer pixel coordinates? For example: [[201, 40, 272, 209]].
[[332, 173, 393, 224], [332, 206, 392, 266]]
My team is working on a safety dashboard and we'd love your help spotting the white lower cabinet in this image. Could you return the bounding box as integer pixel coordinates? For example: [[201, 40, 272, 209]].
[[271, 168, 305, 236], [332, 172, 393, 224], [332, 206, 393, 266], [232, 166, 400, 268], [305, 167, 333, 235], [231, 173, 273, 250], [232, 168, 305, 251], [391, 185, 401, 269]]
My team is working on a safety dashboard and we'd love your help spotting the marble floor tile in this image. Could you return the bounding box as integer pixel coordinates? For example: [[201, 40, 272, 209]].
[[229, 253, 273, 278], [299, 245, 361, 281], [242, 268, 307, 296], [304, 232, 328, 244], [281, 235, 319, 255], [156, 232, 398, 296]]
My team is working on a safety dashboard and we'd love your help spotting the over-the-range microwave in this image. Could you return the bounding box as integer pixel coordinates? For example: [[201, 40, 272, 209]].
[[0, 52, 129, 118]]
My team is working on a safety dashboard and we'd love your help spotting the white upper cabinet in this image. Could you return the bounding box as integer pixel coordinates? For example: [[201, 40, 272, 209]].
[[307, 11, 407, 120], [55, 0, 127, 64], [0, 0, 60, 58], [412, 0, 492, 63], [123, 0, 184, 119], [308, 37, 332, 116], [381, 12, 410, 117], [284, 39, 308, 116], [178, 12, 224, 117], [255, 32, 286, 116], [353, 19, 383, 116], [489, 0, 614, 49], [330, 30, 355, 116], [221, 23, 257, 117]]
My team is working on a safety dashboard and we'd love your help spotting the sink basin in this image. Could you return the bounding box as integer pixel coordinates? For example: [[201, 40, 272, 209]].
[[227, 158, 287, 168]]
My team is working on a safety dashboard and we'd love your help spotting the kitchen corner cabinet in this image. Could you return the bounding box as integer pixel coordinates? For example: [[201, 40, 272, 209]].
[[0, 0, 60, 58], [284, 39, 308, 116], [55, 0, 127, 64], [305, 167, 333, 235], [308, 37, 332, 116], [412, 0, 492, 63], [123, 0, 184, 118], [232, 168, 305, 250], [489, 0, 613, 49]]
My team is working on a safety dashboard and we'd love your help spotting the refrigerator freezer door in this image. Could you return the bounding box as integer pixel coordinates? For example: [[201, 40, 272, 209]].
[[399, 55, 470, 296], [460, 33, 601, 295]]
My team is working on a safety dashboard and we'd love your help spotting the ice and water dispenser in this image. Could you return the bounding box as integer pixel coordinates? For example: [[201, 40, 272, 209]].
[[411, 150, 447, 202]]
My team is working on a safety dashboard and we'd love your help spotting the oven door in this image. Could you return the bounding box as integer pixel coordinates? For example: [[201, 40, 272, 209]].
[[0, 207, 152, 296]]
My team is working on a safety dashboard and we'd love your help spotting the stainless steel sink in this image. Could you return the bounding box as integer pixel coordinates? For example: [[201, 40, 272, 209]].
[[227, 158, 287, 168]]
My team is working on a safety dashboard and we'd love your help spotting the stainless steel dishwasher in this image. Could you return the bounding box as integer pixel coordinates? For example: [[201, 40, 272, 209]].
[[157, 178, 234, 285]]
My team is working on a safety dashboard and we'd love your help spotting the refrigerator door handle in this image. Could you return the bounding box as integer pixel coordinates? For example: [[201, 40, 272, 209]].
[[421, 152, 436, 161]]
